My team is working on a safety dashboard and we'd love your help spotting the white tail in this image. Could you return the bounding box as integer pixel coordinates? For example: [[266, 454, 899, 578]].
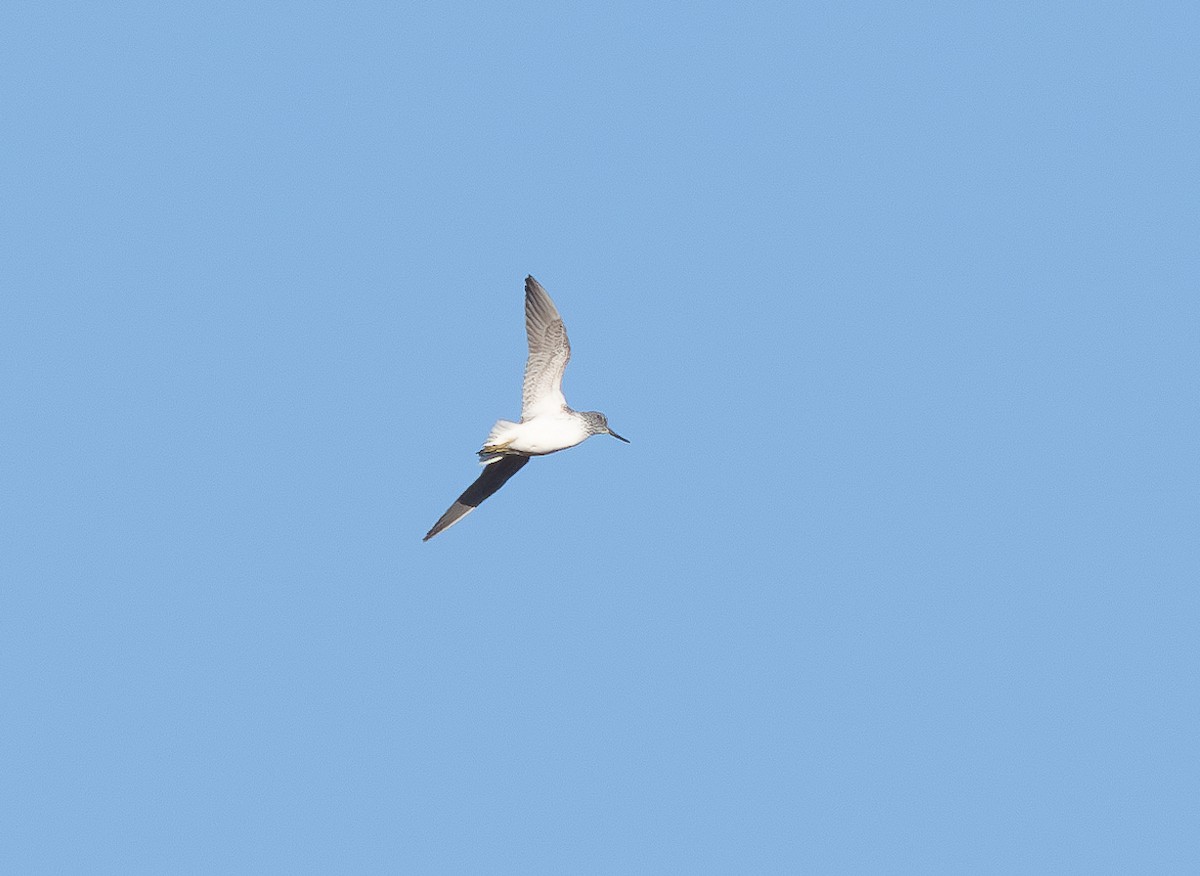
[[478, 419, 519, 465]]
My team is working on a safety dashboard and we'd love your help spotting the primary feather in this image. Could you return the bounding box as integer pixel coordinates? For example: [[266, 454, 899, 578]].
[[422, 455, 530, 541], [521, 276, 571, 420]]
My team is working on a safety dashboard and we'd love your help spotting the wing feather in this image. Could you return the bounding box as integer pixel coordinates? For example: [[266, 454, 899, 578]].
[[423, 455, 530, 541], [521, 276, 571, 420]]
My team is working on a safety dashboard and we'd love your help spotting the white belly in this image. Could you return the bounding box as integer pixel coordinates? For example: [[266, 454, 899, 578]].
[[508, 414, 589, 456]]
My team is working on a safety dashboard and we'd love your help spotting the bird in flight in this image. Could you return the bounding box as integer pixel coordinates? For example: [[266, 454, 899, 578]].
[[423, 276, 629, 541]]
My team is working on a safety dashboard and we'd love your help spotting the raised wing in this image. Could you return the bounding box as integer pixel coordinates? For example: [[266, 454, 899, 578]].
[[521, 276, 571, 420], [422, 455, 530, 541]]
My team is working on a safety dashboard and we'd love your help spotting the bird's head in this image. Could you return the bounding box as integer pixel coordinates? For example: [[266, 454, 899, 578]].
[[581, 411, 630, 443]]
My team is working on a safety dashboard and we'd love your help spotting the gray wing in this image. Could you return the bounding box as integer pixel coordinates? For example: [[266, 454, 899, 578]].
[[521, 276, 571, 420], [422, 455, 530, 541]]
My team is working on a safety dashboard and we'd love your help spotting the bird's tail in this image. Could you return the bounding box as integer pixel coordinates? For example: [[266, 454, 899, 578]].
[[478, 419, 519, 465]]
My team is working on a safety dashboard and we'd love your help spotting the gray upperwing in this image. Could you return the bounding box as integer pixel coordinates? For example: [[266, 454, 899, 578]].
[[522, 276, 571, 419], [422, 455, 531, 541]]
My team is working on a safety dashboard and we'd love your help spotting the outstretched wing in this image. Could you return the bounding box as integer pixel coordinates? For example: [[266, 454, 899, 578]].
[[422, 455, 530, 541], [521, 276, 571, 420]]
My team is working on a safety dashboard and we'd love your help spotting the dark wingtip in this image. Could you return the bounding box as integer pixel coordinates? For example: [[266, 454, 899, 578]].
[[422, 455, 531, 542]]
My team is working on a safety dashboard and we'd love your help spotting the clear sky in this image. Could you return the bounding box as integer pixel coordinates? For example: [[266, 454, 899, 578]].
[[3, 2, 1198, 872]]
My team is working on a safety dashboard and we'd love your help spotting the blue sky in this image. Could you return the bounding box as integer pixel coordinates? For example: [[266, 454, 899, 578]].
[[3, 2, 1198, 872]]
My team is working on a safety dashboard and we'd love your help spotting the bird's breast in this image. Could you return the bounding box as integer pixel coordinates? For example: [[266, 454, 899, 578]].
[[509, 414, 589, 455]]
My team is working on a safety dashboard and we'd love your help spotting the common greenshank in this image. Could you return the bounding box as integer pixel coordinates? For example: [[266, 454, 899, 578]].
[[423, 276, 628, 541]]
